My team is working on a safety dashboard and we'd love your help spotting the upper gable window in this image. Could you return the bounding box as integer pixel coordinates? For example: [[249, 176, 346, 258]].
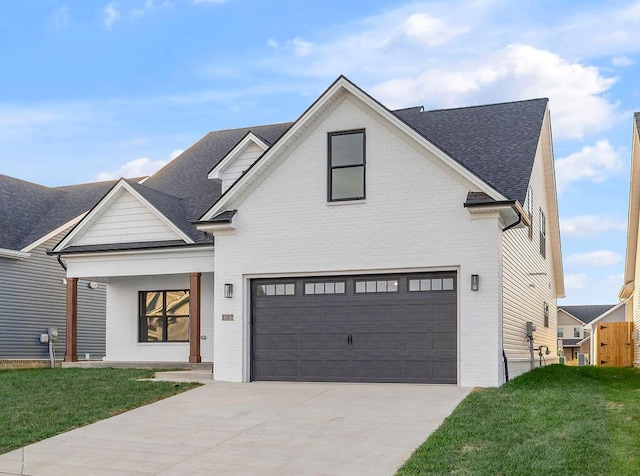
[[328, 130, 365, 201]]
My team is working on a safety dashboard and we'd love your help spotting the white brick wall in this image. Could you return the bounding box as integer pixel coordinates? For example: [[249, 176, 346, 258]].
[[105, 273, 214, 362], [212, 95, 505, 386]]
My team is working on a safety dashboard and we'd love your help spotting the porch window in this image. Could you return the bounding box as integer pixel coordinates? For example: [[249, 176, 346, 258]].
[[139, 290, 190, 342]]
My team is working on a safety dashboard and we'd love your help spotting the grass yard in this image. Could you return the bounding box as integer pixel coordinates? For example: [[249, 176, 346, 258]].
[[0, 368, 198, 454], [398, 365, 640, 475]]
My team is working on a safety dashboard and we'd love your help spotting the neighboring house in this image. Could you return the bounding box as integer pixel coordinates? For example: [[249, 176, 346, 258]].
[[0, 174, 119, 363], [620, 112, 640, 369], [582, 302, 629, 366], [52, 76, 564, 387], [557, 305, 617, 362]]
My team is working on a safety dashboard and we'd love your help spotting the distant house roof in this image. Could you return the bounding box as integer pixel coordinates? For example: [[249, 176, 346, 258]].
[[559, 305, 617, 324], [0, 174, 120, 251]]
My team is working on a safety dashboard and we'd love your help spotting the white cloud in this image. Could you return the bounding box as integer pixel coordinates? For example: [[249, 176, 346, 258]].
[[612, 56, 635, 67], [605, 273, 624, 284], [567, 250, 622, 267], [131, 0, 154, 18], [168, 149, 184, 160], [267, 38, 279, 49], [372, 44, 617, 139], [94, 156, 169, 181], [286, 37, 314, 57], [561, 215, 626, 236], [555, 140, 624, 191], [52, 5, 70, 30], [402, 12, 467, 47], [103, 2, 120, 29], [564, 273, 588, 290]]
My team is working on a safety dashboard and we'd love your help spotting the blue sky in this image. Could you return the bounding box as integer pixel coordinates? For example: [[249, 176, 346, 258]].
[[1, 0, 639, 305]]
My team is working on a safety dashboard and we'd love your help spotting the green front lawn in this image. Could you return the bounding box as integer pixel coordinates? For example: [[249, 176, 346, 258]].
[[0, 368, 198, 454], [398, 365, 640, 475]]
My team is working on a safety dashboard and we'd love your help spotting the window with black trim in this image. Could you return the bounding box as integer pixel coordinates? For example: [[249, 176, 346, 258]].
[[408, 278, 455, 292], [543, 301, 549, 327], [328, 130, 365, 201], [304, 281, 346, 295], [256, 283, 295, 296], [139, 290, 189, 342], [355, 279, 398, 293], [574, 327, 581, 338], [539, 208, 546, 258]]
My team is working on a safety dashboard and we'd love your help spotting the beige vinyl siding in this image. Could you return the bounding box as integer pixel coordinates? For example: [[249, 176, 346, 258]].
[[502, 126, 558, 371], [0, 231, 106, 360], [76, 191, 181, 245], [633, 208, 640, 365], [221, 142, 265, 193]]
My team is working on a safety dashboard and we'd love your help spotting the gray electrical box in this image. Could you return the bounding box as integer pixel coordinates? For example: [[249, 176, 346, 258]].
[[577, 353, 587, 366], [48, 327, 58, 342], [526, 321, 536, 337]]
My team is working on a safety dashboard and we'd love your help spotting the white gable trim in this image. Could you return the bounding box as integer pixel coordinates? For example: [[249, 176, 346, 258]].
[[0, 248, 31, 260], [53, 180, 193, 252], [200, 76, 507, 221], [208, 132, 269, 181], [21, 214, 85, 253]]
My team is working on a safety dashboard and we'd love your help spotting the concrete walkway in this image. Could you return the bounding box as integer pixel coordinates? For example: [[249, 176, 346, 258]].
[[0, 381, 471, 476]]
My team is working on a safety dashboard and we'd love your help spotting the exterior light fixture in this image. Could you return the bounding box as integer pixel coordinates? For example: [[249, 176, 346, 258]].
[[471, 274, 479, 291], [224, 283, 233, 298]]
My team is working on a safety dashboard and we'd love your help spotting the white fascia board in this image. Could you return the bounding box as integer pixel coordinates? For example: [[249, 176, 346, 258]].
[[53, 180, 193, 252], [208, 133, 269, 181], [21, 213, 85, 253], [0, 248, 31, 259], [200, 77, 507, 221], [584, 301, 627, 330], [63, 245, 214, 278]]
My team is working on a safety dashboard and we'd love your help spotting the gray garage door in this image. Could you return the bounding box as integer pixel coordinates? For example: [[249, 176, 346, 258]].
[[251, 272, 457, 384]]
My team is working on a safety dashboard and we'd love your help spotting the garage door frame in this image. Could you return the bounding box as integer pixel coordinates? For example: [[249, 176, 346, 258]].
[[245, 269, 460, 384]]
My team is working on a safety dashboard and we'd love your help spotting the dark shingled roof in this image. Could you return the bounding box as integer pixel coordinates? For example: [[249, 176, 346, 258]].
[[394, 98, 548, 204], [59, 240, 212, 254], [141, 123, 292, 222], [8, 94, 548, 253], [561, 339, 582, 347], [0, 174, 119, 251], [559, 305, 617, 324]]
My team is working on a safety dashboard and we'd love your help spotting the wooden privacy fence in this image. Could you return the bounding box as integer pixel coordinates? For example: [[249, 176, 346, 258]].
[[598, 321, 634, 367]]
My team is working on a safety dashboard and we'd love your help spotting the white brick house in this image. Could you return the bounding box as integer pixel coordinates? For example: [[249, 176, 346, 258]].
[[53, 76, 563, 387]]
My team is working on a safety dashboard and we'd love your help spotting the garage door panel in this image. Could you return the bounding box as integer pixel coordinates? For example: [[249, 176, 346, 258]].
[[432, 332, 456, 352], [252, 273, 457, 384]]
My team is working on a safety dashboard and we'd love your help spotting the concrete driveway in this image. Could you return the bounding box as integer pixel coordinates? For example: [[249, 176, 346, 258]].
[[0, 381, 471, 476]]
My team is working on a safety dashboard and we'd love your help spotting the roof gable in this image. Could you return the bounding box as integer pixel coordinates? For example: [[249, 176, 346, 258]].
[[53, 180, 193, 252], [200, 75, 511, 221], [394, 98, 548, 204]]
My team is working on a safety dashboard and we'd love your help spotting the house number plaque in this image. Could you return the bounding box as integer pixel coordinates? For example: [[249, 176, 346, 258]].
[[222, 314, 234, 321]]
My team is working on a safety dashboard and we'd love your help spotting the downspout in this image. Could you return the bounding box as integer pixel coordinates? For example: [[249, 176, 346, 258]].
[[56, 254, 67, 272], [501, 204, 521, 383]]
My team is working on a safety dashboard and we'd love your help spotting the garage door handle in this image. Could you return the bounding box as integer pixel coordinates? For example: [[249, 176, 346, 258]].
[[347, 334, 352, 345]]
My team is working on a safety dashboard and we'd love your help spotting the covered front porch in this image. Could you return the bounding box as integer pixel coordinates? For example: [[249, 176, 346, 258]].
[[59, 245, 215, 365]]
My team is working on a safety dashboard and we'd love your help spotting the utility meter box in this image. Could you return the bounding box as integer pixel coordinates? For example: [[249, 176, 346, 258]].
[[48, 327, 59, 342]]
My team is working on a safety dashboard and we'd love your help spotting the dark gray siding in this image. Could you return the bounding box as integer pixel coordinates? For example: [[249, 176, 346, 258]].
[[0, 231, 106, 360]]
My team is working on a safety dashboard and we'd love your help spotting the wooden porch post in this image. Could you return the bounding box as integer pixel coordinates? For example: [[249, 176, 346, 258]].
[[189, 273, 202, 363], [65, 277, 78, 362]]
